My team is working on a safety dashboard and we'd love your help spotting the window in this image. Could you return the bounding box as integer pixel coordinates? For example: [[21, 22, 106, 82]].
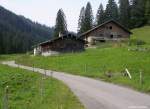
[[109, 26, 112, 29], [99, 34, 103, 36], [110, 35, 113, 38], [118, 35, 122, 38]]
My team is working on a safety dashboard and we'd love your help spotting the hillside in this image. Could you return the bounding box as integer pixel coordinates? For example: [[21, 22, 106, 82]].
[[16, 26, 150, 93], [0, 6, 54, 54], [131, 26, 150, 44]]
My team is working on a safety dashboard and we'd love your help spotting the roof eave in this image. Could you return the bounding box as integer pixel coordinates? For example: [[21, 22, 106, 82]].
[[79, 20, 132, 37]]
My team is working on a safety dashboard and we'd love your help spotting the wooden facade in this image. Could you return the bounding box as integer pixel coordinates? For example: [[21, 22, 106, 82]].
[[34, 34, 85, 56], [33, 20, 132, 56], [80, 20, 132, 46]]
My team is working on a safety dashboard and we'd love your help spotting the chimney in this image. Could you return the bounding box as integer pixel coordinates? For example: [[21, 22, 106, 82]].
[[59, 32, 63, 37]]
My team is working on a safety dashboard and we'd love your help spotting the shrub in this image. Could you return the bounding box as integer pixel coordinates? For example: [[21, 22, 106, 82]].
[[129, 39, 146, 46]]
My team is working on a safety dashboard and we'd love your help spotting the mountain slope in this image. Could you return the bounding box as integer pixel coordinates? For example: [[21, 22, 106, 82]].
[[131, 26, 150, 44], [0, 6, 54, 54]]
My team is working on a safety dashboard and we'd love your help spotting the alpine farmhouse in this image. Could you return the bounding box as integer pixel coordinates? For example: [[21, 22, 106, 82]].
[[80, 20, 132, 46], [34, 33, 86, 56], [34, 20, 132, 56]]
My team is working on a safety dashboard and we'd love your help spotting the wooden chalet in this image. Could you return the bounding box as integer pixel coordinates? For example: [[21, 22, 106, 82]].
[[34, 33, 86, 56], [80, 20, 132, 46]]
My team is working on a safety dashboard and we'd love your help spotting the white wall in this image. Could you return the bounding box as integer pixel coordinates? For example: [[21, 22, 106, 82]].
[[41, 51, 59, 56]]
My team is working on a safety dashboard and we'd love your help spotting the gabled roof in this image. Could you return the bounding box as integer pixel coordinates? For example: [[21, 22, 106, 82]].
[[34, 33, 86, 47], [80, 20, 132, 37]]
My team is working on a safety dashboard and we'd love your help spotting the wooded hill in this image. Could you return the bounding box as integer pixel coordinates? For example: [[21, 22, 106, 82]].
[[0, 6, 54, 54], [77, 0, 150, 34]]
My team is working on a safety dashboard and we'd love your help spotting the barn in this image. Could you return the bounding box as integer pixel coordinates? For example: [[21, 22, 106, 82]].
[[34, 33, 86, 56], [80, 20, 132, 46]]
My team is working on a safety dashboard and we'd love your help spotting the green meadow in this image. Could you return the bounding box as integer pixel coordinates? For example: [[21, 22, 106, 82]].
[[131, 26, 150, 44], [15, 26, 150, 93], [0, 58, 84, 109]]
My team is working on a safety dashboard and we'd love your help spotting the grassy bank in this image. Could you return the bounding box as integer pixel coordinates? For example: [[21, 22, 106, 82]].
[[16, 46, 150, 93], [131, 26, 150, 44], [0, 64, 84, 109], [15, 26, 150, 93], [0, 54, 19, 61]]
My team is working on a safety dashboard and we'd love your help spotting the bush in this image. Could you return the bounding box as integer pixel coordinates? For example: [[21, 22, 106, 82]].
[[129, 39, 146, 46], [137, 40, 146, 45]]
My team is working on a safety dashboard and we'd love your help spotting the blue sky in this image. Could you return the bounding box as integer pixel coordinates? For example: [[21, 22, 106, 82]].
[[0, 0, 118, 32]]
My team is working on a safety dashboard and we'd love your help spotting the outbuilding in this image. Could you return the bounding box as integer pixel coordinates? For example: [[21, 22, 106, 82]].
[[34, 33, 86, 56]]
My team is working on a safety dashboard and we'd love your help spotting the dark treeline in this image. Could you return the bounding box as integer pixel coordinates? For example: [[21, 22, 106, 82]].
[[78, 0, 150, 34], [0, 6, 54, 54]]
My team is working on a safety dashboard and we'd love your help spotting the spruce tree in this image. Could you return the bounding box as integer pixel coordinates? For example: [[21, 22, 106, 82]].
[[105, 0, 119, 21], [53, 9, 67, 38], [82, 2, 94, 32], [96, 3, 106, 26], [77, 7, 85, 34], [145, 0, 150, 24], [130, 0, 146, 28], [119, 0, 130, 28], [0, 33, 3, 53]]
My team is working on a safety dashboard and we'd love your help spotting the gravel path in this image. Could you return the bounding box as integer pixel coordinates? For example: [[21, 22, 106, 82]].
[[2, 61, 150, 109]]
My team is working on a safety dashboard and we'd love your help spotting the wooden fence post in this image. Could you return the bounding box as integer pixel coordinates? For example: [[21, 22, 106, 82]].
[[3, 86, 9, 109], [60, 105, 63, 109], [44, 69, 47, 77], [140, 70, 143, 86], [33, 64, 34, 72], [50, 71, 53, 77], [40, 77, 44, 103], [85, 64, 87, 73]]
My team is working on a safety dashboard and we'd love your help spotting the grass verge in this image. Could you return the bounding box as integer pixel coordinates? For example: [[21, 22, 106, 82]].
[[0, 64, 84, 109]]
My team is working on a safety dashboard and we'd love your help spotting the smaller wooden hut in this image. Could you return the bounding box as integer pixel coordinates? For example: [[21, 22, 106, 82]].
[[34, 33, 86, 56]]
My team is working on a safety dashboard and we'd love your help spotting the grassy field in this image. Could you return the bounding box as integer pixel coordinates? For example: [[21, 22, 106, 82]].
[[131, 26, 150, 44], [0, 54, 19, 61], [0, 62, 84, 109], [15, 47, 150, 93], [15, 26, 150, 93]]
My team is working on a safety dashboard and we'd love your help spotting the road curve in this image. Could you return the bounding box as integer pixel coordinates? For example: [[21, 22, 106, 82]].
[[2, 61, 150, 109]]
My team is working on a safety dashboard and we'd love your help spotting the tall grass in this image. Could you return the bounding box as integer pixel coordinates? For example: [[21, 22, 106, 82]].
[[0, 65, 84, 109]]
